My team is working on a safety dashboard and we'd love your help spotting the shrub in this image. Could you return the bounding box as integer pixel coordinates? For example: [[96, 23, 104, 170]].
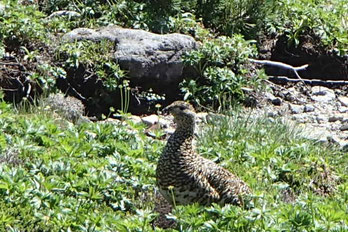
[[181, 35, 262, 107], [262, 0, 348, 55], [0, 2, 47, 50]]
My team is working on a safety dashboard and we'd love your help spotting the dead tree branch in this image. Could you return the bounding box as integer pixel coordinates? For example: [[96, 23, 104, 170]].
[[249, 58, 308, 85]]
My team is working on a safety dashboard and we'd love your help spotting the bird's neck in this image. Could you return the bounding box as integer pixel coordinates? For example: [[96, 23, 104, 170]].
[[166, 123, 196, 159], [176, 122, 195, 134]]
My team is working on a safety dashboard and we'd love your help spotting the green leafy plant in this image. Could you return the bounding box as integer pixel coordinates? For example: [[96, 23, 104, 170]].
[[181, 35, 261, 107], [0, 98, 347, 231], [262, 0, 348, 54], [0, 2, 48, 49]]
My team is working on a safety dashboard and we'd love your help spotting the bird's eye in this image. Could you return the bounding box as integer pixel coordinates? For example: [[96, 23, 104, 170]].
[[179, 106, 186, 111]]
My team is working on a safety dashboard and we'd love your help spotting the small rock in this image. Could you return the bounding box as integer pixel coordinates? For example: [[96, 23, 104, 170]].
[[141, 114, 159, 126], [47, 10, 81, 19], [328, 116, 344, 122], [284, 91, 296, 102], [265, 92, 277, 101], [291, 115, 306, 123], [128, 115, 142, 124], [311, 95, 335, 102], [158, 117, 172, 128], [340, 124, 348, 131], [196, 112, 208, 123], [265, 92, 282, 105], [312, 86, 335, 95], [338, 107, 348, 113], [267, 111, 278, 117], [338, 96, 348, 107], [301, 126, 330, 143], [327, 135, 341, 145], [304, 104, 315, 112], [272, 98, 282, 106], [316, 115, 328, 123], [289, 104, 304, 114], [311, 86, 336, 102], [85, 131, 97, 140], [163, 127, 176, 135]]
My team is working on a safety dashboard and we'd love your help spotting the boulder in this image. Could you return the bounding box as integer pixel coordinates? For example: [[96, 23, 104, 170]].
[[62, 26, 198, 95]]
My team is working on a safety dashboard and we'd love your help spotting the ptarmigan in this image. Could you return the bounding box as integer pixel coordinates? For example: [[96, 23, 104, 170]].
[[156, 101, 251, 206]]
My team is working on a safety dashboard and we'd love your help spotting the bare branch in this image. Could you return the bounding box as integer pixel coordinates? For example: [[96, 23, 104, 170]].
[[249, 58, 309, 87]]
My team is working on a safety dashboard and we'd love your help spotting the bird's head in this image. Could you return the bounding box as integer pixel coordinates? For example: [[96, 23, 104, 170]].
[[162, 101, 196, 125]]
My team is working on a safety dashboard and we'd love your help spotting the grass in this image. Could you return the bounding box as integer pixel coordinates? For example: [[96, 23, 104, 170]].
[[0, 98, 347, 231]]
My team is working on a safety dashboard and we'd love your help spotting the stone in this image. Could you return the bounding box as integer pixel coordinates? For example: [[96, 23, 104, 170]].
[[338, 107, 348, 113], [272, 98, 282, 106], [267, 111, 278, 117], [291, 114, 306, 123], [327, 135, 341, 145], [282, 91, 296, 102], [46, 10, 81, 19], [265, 92, 277, 101], [304, 104, 315, 112], [62, 26, 198, 93], [301, 126, 331, 143], [340, 124, 348, 131], [196, 112, 208, 123], [338, 96, 348, 107], [289, 104, 304, 114], [328, 116, 344, 122], [316, 115, 328, 123], [311, 86, 336, 102], [158, 117, 172, 129], [141, 114, 159, 126], [128, 115, 142, 124]]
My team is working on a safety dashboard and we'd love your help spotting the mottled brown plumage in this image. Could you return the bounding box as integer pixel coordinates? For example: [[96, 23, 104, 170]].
[[156, 101, 251, 206]]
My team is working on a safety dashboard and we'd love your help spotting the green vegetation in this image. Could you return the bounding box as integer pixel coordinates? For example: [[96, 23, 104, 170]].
[[0, 96, 347, 231], [181, 35, 265, 107], [57, 39, 126, 92], [1, 0, 347, 108]]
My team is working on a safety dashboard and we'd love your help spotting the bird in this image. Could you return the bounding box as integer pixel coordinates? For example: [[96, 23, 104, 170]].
[[156, 101, 251, 207]]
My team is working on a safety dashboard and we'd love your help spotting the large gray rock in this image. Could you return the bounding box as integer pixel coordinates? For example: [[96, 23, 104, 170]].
[[62, 26, 198, 91]]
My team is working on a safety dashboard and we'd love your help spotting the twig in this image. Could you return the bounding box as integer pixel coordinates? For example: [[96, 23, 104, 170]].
[[0, 62, 22, 66], [66, 82, 86, 100]]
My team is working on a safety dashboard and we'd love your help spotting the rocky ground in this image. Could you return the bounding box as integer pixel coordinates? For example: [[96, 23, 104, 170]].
[[260, 82, 348, 150], [131, 82, 348, 151], [46, 81, 348, 151]]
